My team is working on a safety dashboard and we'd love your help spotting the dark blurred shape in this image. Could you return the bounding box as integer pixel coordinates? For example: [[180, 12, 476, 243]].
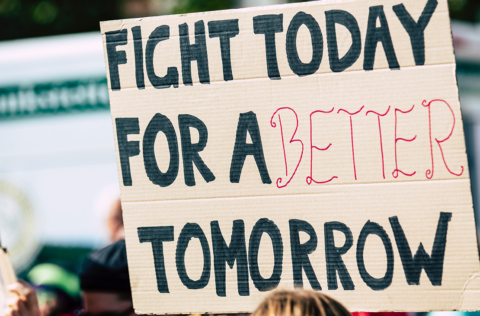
[[0, 0, 124, 41], [122, 0, 152, 17], [448, 0, 480, 22], [79, 239, 130, 293], [449, 0, 468, 13], [120, 0, 170, 18], [32, 1, 58, 25], [0, 0, 22, 20], [2, 0, 480, 41], [0, 0, 241, 41]]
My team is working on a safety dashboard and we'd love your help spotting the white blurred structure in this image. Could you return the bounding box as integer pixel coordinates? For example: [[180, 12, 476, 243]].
[[452, 21, 480, 234], [0, 32, 118, 271]]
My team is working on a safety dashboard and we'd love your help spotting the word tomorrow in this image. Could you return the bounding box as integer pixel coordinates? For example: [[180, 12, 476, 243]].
[[138, 212, 451, 296]]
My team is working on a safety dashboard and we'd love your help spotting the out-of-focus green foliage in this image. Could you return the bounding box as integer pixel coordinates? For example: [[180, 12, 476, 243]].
[[173, 0, 236, 14], [0, 0, 124, 41], [448, 0, 480, 22], [0, 0, 479, 41]]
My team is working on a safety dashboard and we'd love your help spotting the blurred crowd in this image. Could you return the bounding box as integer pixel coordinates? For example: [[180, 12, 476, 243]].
[[4, 198, 479, 316], [6, 199, 126, 316]]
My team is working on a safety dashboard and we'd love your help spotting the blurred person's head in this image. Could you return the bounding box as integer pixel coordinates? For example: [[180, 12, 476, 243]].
[[252, 289, 351, 316], [28, 263, 81, 316], [120, 0, 168, 18], [78, 239, 134, 316], [107, 199, 125, 242]]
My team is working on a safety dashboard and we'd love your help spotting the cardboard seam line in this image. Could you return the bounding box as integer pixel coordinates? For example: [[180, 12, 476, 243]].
[[119, 178, 471, 204], [106, 62, 457, 93]]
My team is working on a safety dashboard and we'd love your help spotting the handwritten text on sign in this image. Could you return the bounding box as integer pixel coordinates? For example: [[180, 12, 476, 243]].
[[115, 99, 462, 187], [101, 0, 480, 313]]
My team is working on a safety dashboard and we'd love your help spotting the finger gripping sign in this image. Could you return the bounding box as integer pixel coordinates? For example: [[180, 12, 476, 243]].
[[100, 0, 480, 313]]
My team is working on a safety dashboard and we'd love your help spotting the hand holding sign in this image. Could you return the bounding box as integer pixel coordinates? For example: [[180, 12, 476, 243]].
[[5, 282, 40, 316]]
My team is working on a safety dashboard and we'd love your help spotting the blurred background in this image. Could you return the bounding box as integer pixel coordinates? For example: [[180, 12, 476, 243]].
[[0, 0, 478, 294]]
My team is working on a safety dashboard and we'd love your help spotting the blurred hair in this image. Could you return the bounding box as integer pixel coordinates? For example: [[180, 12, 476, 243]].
[[252, 290, 351, 316], [79, 240, 130, 293]]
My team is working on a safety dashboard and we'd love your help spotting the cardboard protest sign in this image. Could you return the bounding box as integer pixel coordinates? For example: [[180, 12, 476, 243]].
[[101, 0, 480, 312], [0, 246, 16, 311]]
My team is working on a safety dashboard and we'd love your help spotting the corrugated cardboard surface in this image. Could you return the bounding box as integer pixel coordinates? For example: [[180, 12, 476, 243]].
[[101, 0, 480, 313]]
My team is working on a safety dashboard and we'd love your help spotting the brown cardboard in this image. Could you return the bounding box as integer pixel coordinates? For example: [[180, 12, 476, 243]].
[[100, 0, 480, 312]]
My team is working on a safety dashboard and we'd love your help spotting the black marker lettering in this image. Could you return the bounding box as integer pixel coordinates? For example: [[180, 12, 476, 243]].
[[356, 221, 394, 290], [105, 29, 128, 91], [324, 221, 354, 290], [143, 113, 179, 187], [249, 218, 283, 291], [325, 10, 361, 72], [253, 14, 283, 80], [393, 0, 438, 66], [138, 226, 174, 293], [146, 25, 179, 89], [176, 223, 211, 289], [286, 12, 323, 76], [178, 114, 215, 186], [389, 212, 452, 286], [230, 111, 271, 184], [131, 26, 145, 89], [289, 219, 321, 290], [364, 6, 399, 71], [211, 220, 249, 297], [115, 118, 140, 186], [179, 21, 210, 85], [208, 19, 240, 81]]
